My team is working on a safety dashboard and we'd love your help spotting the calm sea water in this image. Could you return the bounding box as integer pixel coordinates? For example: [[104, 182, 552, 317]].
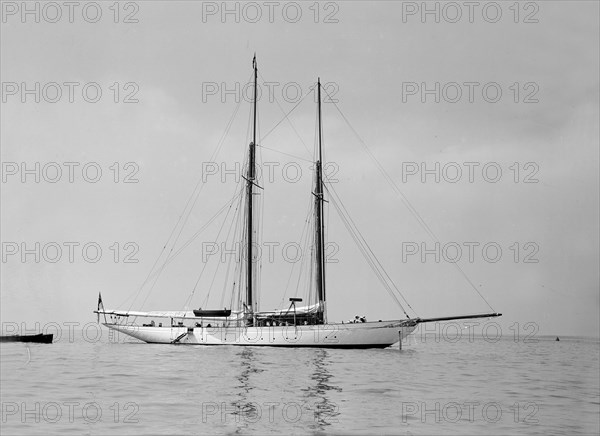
[[1, 332, 598, 435]]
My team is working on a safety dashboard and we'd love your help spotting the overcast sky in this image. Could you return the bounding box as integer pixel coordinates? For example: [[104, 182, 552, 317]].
[[1, 1, 598, 338]]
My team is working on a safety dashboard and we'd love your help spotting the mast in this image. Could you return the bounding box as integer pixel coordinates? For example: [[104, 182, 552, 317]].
[[315, 78, 327, 323], [246, 55, 258, 319]]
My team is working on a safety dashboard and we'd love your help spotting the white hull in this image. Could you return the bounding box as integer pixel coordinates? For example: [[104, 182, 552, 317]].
[[105, 320, 417, 348]]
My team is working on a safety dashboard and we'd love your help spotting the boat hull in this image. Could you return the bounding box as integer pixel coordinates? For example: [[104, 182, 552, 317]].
[[0, 333, 53, 344], [104, 321, 416, 348]]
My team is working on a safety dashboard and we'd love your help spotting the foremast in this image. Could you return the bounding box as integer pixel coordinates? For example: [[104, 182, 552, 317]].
[[245, 55, 258, 325], [314, 78, 327, 324]]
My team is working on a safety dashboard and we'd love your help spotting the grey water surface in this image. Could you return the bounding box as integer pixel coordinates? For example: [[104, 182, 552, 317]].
[[1, 334, 598, 435]]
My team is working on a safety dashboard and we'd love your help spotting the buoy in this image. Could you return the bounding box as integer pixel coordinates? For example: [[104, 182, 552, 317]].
[[555, 337, 560, 341]]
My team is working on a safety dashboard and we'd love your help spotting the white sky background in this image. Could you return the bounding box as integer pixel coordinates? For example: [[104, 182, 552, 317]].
[[1, 1, 598, 337]]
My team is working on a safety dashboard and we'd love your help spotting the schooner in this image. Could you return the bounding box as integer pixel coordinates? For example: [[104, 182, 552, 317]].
[[94, 57, 500, 348]]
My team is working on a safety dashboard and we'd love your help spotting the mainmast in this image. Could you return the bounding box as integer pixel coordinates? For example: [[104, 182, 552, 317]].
[[315, 78, 327, 323], [246, 55, 258, 320]]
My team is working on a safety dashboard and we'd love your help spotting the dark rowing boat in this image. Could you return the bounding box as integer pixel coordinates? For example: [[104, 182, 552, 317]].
[[0, 333, 53, 344]]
